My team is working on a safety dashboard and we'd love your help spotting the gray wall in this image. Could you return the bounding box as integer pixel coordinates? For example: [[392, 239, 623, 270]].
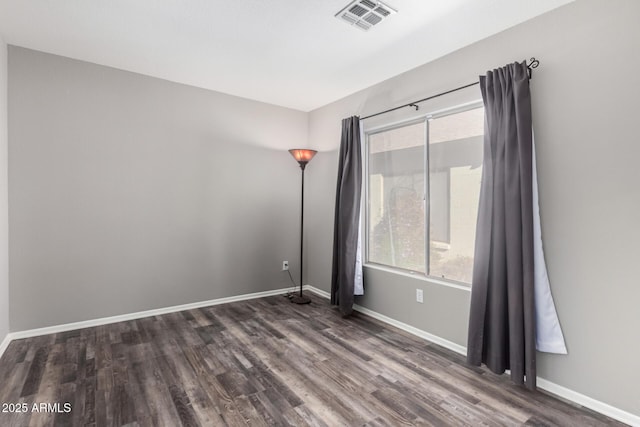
[[0, 35, 8, 343], [8, 47, 308, 331], [307, 0, 640, 417]]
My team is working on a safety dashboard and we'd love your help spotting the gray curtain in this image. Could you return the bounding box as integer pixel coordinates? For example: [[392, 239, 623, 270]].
[[331, 116, 362, 316], [467, 61, 536, 390]]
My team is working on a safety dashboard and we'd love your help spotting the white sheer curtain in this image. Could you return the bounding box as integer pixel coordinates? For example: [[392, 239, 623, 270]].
[[532, 135, 567, 354], [353, 125, 365, 296]]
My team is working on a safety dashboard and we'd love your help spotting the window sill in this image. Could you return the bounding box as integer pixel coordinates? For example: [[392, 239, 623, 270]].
[[363, 263, 471, 292]]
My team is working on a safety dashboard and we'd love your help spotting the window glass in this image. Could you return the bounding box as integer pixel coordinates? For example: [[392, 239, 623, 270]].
[[427, 108, 484, 283], [368, 121, 426, 272], [365, 104, 484, 285]]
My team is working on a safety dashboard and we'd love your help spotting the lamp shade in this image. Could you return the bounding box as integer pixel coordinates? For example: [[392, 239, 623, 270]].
[[289, 149, 317, 166]]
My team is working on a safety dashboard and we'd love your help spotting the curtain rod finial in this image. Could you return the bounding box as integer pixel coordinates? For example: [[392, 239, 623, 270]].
[[526, 57, 539, 79]]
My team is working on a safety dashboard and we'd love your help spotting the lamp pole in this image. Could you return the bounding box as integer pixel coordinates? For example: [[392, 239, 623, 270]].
[[288, 149, 317, 305], [298, 163, 306, 300]]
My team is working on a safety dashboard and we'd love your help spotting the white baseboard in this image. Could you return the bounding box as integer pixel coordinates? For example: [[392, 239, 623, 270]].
[[304, 285, 466, 355], [352, 303, 468, 355], [305, 285, 467, 356], [0, 333, 11, 360], [536, 378, 639, 426], [304, 285, 640, 426], [5, 287, 292, 343], [304, 284, 330, 299]]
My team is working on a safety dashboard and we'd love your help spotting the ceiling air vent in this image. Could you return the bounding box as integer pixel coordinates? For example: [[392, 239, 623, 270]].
[[336, 0, 397, 31]]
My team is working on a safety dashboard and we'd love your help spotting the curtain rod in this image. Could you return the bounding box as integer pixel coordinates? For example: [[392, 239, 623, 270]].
[[361, 58, 540, 121]]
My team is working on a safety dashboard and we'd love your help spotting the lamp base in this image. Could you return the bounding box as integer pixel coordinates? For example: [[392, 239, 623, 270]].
[[290, 295, 311, 305]]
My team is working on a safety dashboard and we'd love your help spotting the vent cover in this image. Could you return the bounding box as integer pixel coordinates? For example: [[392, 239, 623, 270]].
[[336, 0, 397, 31]]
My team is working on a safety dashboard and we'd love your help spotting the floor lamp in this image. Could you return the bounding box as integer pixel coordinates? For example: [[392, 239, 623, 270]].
[[288, 149, 317, 304]]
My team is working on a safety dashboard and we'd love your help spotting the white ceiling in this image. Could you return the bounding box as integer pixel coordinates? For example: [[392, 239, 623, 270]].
[[0, 0, 574, 111]]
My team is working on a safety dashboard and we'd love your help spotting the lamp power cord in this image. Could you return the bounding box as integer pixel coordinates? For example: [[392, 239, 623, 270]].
[[283, 269, 298, 299]]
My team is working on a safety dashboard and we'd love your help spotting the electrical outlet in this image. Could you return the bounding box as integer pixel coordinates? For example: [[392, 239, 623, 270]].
[[282, 261, 289, 271], [416, 289, 424, 303]]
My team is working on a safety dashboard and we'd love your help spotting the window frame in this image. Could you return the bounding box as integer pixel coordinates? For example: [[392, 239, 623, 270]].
[[363, 100, 484, 287]]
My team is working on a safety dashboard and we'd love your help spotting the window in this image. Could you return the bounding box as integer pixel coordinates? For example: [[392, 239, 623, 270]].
[[365, 104, 484, 284]]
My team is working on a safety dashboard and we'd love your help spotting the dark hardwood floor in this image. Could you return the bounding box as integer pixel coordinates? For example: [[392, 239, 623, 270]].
[[0, 292, 625, 426]]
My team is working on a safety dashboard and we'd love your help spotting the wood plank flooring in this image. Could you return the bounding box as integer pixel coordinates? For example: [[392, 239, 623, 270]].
[[0, 292, 625, 426]]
